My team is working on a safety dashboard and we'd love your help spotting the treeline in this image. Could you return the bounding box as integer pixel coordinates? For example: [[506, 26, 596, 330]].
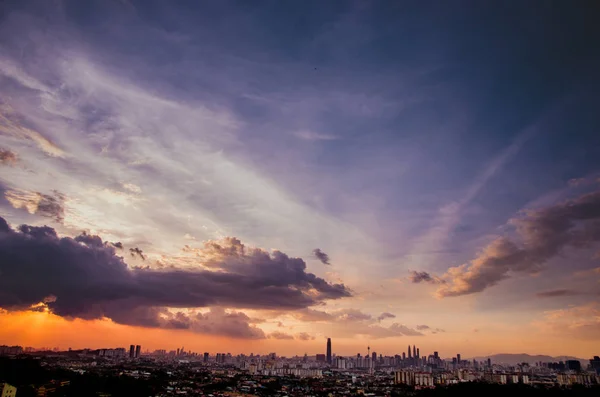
[[0, 357, 164, 397], [415, 382, 600, 397]]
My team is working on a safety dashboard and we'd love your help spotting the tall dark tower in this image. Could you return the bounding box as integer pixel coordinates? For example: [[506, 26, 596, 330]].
[[412, 345, 416, 358], [407, 345, 411, 359], [417, 348, 420, 359], [129, 345, 135, 358], [326, 338, 332, 364]]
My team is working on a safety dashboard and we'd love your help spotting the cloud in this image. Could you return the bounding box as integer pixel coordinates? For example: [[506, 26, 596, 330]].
[[5, 189, 65, 222], [268, 331, 294, 340], [292, 308, 335, 322], [291, 308, 422, 339], [154, 307, 265, 339], [408, 270, 444, 284], [377, 312, 396, 322], [438, 190, 600, 297], [312, 248, 330, 265], [295, 332, 315, 341], [293, 130, 338, 141], [0, 218, 352, 333], [0, 102, 65, 157], [111, 241, 124, 249], [535, 289, 580, 298], [0, 148, 17, 165], [534, 302, 600, 340], [336, 308, 373, 322], [129, 247, 146, 260], [122, 183, 142, 194], [415, 324, 444, 334]]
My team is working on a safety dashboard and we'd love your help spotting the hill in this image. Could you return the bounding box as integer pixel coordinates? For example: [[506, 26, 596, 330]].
[[469, 353, 588, 365]]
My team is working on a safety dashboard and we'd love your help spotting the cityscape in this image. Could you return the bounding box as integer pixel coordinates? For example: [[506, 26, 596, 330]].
[[2, 0, 600, 396], [1, 339, 600, 396]]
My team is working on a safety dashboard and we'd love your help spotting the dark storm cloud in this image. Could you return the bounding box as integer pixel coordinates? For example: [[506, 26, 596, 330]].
[[408, 271, 444, 284], [111, 241, 123, 249], [439, 190, 600, 297], [0, 218, 352, 334], [0, 148, 17, 165], [377, 312, 396, 322], [312, 248, 330, 265], [535, 289, 579, 298]]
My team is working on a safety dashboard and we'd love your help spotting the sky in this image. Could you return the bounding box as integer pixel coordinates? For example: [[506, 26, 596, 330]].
[[1, 0, 600, 359]]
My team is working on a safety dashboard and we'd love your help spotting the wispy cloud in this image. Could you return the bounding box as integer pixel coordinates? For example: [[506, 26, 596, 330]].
[[535, 289, 580, 298], [0, 148, 17, 165], [408, 270, 445, 284], [293, 130, 338, 141]]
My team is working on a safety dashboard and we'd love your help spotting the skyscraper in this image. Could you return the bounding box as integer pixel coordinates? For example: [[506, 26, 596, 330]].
[[203, 352, 209, 362], [407, 345, 412, 359], [457, 353, 461, 364], [372, 351, 377, 363], [412, 345, 416, 358], [135, 345, 141, 358], [416, 348, 420, 359], [129, 345, 135, 358], [326, 338, 332, 364]]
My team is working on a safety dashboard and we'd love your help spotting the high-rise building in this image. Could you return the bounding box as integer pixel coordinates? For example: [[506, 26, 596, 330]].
[[457, 353, 461, 364], [402, 352, 406, 360], [590, 356, 600, 375], [326, 338, 332, 364], [412, 345, 416, 358], [487, 358, 492, 368], [565, 360, 581, 371], [372, 351, 377, 363], [135, 345, 141, 358], [203, 352, 209, 362], [129, 345, 135, 358], [416, 348, 420, 359], [407, 345, 412, 359]]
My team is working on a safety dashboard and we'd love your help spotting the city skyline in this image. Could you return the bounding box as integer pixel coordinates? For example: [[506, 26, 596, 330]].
[[1, 1, 600, 359]]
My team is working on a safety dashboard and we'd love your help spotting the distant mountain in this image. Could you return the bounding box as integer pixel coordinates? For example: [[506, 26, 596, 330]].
[[468, 354, 588, 365]]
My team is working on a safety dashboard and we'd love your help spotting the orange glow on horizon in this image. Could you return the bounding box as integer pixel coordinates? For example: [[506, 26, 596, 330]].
[[1, 310, 597, 358]]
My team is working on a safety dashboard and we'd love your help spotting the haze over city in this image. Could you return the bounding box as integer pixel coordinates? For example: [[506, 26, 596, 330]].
[[1, 0, 600, 361]]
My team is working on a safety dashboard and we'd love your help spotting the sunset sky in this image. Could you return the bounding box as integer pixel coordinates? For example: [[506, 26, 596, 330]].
[[1, 0, 600, 359]]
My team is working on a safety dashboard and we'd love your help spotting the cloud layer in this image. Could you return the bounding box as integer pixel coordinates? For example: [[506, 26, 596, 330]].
[[0, 217, 351, 336]]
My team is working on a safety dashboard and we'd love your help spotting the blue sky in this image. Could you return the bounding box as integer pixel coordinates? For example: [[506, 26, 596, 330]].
[[1, 0, 599, 356]]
